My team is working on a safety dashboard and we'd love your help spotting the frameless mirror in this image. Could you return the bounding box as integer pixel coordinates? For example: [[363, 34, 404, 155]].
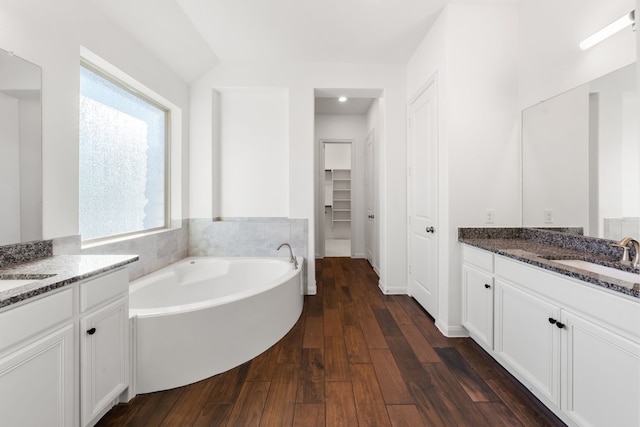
[[0, 49, 42, 245], [522, 62, 638, 241]]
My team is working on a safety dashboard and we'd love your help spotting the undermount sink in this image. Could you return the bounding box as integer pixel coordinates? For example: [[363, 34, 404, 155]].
[[0, 274, 56, 293], [552, 259, 640, 283]]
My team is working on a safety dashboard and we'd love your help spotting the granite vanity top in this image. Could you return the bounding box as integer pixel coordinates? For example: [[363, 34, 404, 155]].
[[459, 228, 640, 299], [0, 254, 138, 308]]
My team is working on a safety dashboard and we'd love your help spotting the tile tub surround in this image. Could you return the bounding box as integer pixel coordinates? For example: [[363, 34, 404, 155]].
[[80, 221, 189, 281], [459, 228, 639, 298], [0, 240, 53, 268], [0, 254, 138, 308], [189, 217, 309, 291]]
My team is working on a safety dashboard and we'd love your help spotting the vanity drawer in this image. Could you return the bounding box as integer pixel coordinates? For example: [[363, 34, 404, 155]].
[[463, 245, 494, 272], [80, 268, 128, 313], [0, 288, 73, 352]]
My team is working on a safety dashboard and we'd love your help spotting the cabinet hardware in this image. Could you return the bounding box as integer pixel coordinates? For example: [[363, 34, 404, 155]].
[[548, 318, 557, 324], [425, 226, 435, 233], [555, 322, 565, 329], [484, 284, 491, 289], [87, 328, 96, 335]]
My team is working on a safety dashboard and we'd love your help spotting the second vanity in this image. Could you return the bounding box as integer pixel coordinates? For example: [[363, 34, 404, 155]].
[[0, 253, 138, 427], [459, 229, 639, 427]]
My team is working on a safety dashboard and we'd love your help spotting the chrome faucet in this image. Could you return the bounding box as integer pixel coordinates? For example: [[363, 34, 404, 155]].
[[277, 243, 299, 269], [611, 237, 640, 268]]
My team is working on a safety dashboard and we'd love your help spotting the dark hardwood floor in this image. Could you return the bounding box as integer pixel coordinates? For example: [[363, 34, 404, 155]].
[[98, 258, 565, 426]]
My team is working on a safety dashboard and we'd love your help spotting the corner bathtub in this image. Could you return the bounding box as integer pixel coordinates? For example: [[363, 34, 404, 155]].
[[129, 256, 303, 394]]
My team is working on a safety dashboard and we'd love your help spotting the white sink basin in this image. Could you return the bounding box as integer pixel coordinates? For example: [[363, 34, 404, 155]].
[[0, 279, 36, 292], [553, 260, 640, 283]]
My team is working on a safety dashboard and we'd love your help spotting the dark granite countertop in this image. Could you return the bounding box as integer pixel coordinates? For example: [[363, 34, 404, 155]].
[[459, 228, 639, 299], [0, 254, 138, 309]]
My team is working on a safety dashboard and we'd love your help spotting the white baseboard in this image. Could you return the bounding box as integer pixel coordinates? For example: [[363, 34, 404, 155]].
[[378, 280, 407, 295], [305, 282, 317, 295], [435, 319, 469, 338]]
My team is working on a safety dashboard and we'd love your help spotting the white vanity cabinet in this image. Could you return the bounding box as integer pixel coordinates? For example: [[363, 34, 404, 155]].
[[79, 268, 129, 427], [461, 245, 494, 350], [0, 289, 75, 427], [0, 266, 130, 427], [461, 244, 640, 427]]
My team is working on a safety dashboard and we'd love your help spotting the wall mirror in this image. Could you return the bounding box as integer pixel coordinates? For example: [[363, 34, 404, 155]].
[[0, 48, 42, 245], [522, 62, 638, 241]]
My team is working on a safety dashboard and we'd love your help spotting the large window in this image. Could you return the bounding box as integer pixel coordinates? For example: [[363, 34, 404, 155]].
[[79, 64, 169, 242]]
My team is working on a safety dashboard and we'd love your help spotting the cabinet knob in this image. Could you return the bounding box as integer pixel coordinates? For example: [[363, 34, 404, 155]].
[[484, 284, 491, 289], [548, 318, 556, 325], [425, 226, 435, 233], [555, 322, 565, 329], [87, 328, 96, 335]]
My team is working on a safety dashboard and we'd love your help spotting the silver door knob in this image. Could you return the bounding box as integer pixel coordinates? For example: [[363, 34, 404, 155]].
[[425, 226, 435, 233]]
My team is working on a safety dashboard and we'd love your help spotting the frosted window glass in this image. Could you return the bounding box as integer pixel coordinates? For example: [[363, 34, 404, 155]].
[[79, 66, 167, 241]]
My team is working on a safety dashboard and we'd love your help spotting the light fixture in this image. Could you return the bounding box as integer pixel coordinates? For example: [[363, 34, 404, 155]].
[[338, 96, 348, 102], [579, 10, 635, 50]]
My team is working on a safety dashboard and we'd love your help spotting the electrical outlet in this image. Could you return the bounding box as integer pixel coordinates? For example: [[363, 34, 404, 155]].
[[544, 209, 553, 224], [485, 209, 495, 224]]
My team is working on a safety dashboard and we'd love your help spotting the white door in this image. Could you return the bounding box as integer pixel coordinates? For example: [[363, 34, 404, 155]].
[[365, 130, 376, 268], [408, 81, 438, 317]]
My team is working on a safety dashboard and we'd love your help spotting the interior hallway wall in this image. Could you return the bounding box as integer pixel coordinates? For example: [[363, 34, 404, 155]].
[[407, 3, 520, 336]]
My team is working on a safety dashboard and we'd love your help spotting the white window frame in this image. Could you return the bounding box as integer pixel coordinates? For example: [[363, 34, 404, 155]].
[[79, 47, 182, 245]]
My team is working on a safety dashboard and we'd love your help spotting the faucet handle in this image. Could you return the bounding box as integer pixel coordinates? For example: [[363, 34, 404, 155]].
[[610, 241, 631, 263]]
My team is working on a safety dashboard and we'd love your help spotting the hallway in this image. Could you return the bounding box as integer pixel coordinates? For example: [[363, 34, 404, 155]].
[[98, 258, 564, 426]]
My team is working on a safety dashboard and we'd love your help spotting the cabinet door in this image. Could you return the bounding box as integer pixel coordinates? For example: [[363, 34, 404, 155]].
[[561, 311, 640, 427], [0, 324, 74, 427], [494, 279, 561, 406], [80, 297, 129, 426], [461, 265, 494, 349]]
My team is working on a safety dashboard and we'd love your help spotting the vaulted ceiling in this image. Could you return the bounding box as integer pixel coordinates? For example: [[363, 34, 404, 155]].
[[89, 0, 522, 83]]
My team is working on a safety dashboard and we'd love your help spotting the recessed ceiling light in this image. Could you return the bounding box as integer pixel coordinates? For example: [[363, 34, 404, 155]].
[[338, 96, 348, 102]]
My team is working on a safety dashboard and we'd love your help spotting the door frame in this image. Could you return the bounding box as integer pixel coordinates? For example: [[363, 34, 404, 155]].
[[364, 129, 378, 271], [318, 139, 355, 258]]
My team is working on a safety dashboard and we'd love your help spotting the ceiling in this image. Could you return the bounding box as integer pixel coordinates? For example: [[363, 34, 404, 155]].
[[88, 0, 454, 83], [90, 0, 523, 84]]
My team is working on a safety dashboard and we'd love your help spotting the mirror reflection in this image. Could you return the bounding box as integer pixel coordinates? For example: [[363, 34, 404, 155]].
[[0, 49, 42, 245], [522, 62, 639, 241]]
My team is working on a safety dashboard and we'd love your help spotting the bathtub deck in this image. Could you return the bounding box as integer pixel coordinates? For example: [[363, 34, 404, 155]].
[[97, 258, 565, 427]]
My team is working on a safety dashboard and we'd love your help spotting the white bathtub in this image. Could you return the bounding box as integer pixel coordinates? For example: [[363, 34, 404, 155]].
[[129, 256, 303, 394]]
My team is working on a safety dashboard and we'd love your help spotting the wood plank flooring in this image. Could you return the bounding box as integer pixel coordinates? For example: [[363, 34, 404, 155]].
[[98, 258, 566, 427]]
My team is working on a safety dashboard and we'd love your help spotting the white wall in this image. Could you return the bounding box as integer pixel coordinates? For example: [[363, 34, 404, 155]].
[[407, 3, 520, 335], [216, 88, 289, 217], [324, 142, 352, 170], [190, 62, 406, 291], [0, 0, 190, 244]]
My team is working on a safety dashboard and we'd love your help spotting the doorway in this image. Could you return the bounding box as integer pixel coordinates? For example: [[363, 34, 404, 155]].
[[323, 142, 352, 257], [313, 89, 382, 265]]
